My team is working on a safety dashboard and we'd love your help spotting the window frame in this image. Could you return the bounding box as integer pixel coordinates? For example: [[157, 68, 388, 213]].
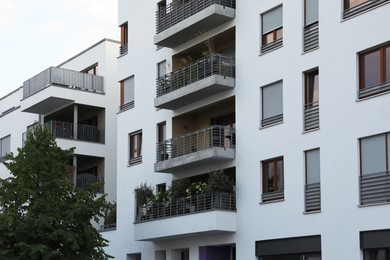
[[0, 135, 11, 161], [120, 76, 135, 111], [359, 133, 389, 176], [260, 5, 283, 53], [82, 63, 98, 75], [304, 0, 319, 27], [120, 22, 128, 55], [305, 68, 319, 107], [129, 130, 142, 165], [344, 0, 369, 10], [262, 157, 284, 194], [261, 80, 283, 127]]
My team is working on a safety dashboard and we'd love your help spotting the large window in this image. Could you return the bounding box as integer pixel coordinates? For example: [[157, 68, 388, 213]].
[[304, 68, 319, 130], [359, 44, 390, 98], [120, 76, 135, 111], [0, 135, 10, 161], [262, 157, 284, 202], [305, 148, 321, 211], [129, 130, 142, 165], [303, 0, 319, 52], [261, 81, 283, 127], [120, 22, 128, 55], [361, 229, 390, 260], [261, 5, 283, 53]]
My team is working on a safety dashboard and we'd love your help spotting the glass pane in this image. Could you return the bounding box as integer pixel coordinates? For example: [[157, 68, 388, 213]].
[[264, 162, 274, 192], [262, 6, 283, 34], [276, 160, 283, 191], [305, 0, 318, 25], [158, 61, 166, 78], [363, 249, 390, 260], [276, 28, 283, 40], [363, 50, 381, 89], [1, 136, 10, 157], [263, 82, 283, 119], [263, 32, 274, 45], [386, 47, 390, 82], [306, 70, 319, 105], [348, 0, 369, 9], [361, 134, 386, 175]]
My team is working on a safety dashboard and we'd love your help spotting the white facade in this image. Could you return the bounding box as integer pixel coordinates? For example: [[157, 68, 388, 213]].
[[107, 0, 390, 259], [0, 39, 120, 223]]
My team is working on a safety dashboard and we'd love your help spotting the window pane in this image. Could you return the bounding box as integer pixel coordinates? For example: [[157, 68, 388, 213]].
[[0, 136, 10, 157], [363, 50, 381, 89], [262, 82, 283, 119], [306, 70, 319, 105], [124, 76, 134, 104], [306, 149, 320, 184], [265, 162, 274, 192], [276, 159, 283, 190], [262, 6, 283, 34], [158, 61, 166, 78], [348, 0, 369, 9], [361, 134, 386, 175], [305, 0, 318, 26], [386, 47, 390, 82]]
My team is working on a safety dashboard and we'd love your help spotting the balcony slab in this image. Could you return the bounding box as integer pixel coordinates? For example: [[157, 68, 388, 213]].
[[134, 210, 236, 241], [155, 75, 234, 110], [154, 4, 235, 48]]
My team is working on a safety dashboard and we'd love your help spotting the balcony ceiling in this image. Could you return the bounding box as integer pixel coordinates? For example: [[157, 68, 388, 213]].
[[22, 96, 74, 115]]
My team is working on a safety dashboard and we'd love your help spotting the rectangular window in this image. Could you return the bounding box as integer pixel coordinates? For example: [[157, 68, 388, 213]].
[[305, 148, 321, 211], [120, 76, 135, 111], [343, 0, 389, 19], [262, 157, 284, 202], [303, 0, 319, 52], [304, 69, 320, 130], [305, 0, 319, 26], [261, 5, 283, 53], [157, 60, 166, 79], [261, 81, 283, 127], [359, 133, 390, 204], [129, 130, 142, 165], [120, 22, 128, 55], [359, 44, 390, 98], [345, 0, 369, 10], [361, 229, 390, 260], [0, 135, 11, 161]]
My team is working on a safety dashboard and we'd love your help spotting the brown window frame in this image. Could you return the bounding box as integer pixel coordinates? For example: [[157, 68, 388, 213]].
[[262, 27, 283, 46], [262, 157, 284, 194], [304, 68, 319, 107], [120, 22, 128, 46], [359, 44, 390, 91], [344, 0, 369, 10], [129, 130, 142, 160], [157, 121, 166, 143]]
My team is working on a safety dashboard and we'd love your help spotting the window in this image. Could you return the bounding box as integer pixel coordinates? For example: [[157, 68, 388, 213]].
[[120, 76, 135, 111], [129, 130, 142, 165], [157, 122, 168, 161], [343, 0, 390, 19], [82, 63, 98, 75], [304, 69, 319, 130], [157, 60, 166, 79], [262, 157, 284, 202], [361, 229, 390, 260], [359, 133, 390, 204], [256, 235, 321, 259], [359, 44, 390, 98], [157, 121, 166, 143], [156, 183, 166, 194], [261, 5, 283, 53], [261, 81, 283, 127], [305, 148, 321, 211], [120, 22, 128, 55], [0, 135, 11, 161], [303, 0, 319, 52]]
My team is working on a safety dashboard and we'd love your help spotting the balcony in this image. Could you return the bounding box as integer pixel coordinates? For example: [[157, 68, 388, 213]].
[[155, 54, 235, 109], [134, 192, 236, 241], [155, 0, 236, 48], [23, 67, 104, 99], [360, 171, 390, 205], [155, 125, 235, 173], [23, 120, 104, 144]]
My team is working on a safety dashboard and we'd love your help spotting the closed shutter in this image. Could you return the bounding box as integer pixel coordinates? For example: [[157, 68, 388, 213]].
[[124, 76, 135, 104], [305, 0, 319, 26], [262, 81, 283, 119], [306, 148, 320, 184], [360, 134, 386, 175], [262, 6, 283, 34]]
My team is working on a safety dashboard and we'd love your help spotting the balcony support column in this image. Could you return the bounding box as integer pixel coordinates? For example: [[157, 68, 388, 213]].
[[189, 247, 199, 260], [73, 104, 78, 140], [72, 155, 77, 185]]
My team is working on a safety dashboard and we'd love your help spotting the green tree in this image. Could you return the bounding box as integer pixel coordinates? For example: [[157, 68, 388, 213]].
[[0, 126, 112, 259]]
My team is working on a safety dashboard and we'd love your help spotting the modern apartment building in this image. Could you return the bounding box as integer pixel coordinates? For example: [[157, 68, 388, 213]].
[[0, 39, 120, 228], [104, 0, 390, 259]]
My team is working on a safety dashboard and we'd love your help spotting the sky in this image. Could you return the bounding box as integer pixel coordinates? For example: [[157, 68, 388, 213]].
[[0, 0, 118, 98]]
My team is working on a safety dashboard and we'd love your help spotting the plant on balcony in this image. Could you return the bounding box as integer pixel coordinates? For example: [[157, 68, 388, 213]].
[[207, 169, 234, 193], [186, 181, 207, 198], [134, 182, 154, 207], [103, 201, 116, 229], [168, 178, 191, 200]]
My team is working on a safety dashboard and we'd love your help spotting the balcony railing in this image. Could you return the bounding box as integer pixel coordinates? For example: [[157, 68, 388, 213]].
[[76, 173, 104, 193], [343, 0, 389, 19], [23, 120, 104, 144], [135, 192, 236, 223], [156, 0, 236, 34], [305, 182, 321, 211], [262, 190, 284, 202], [119, 43, 128, 55], [359, 82, 390, 99], [156, 125, 235, 162], [156, 54, 235, 97], [304, 102, 319, 131], [23, 67, 104, 99], [303, 22, 319, 52], [360, 171, 390, 205]]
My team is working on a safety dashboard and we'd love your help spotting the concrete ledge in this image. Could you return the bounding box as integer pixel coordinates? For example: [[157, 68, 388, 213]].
[[154, 4, 235, 48], [134, 210, 236, 241], [155, 75, 235, 110], [154, 147, 235, 173]]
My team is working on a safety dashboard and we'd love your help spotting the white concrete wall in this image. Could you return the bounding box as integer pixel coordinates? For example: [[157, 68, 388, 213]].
[[111, 0, 390, 259]]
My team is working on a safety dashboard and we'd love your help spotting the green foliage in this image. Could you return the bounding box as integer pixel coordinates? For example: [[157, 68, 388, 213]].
[[0, 125, 112, 260], [103, 202, 116, 227], [207, 170, 234, 193], [134, 182, 154, 207], [168, 178, 190, 200], [185, 181, 207, 198]]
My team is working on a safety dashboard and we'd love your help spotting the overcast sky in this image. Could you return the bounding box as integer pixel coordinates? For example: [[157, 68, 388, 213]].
[[0, 0, 118, 98]]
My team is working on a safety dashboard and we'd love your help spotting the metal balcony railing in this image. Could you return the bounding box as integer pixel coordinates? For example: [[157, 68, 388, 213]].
[[360, 171, 390, 205], [262, 190, 284, 202], [303, 22, 319, 52], [304, 101, 319, 131], [23, 67, 104, 99], [135, 192, 236, 223], [156, 0, 236, 34], [156, 54, 235, 97], [119, 43, 128, 55], [305, 182, 321, 212], [76, 173, 104, 193], [156, 125, 235, 162], [22, 120, 104, 144]]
